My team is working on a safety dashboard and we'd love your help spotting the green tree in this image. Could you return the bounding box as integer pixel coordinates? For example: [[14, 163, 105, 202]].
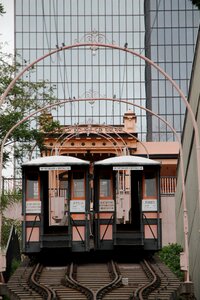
[[0, 49, 60, 169], [0, 49, 61, 247], [0, 2, 5, 15], [189, 0, 200, 9]]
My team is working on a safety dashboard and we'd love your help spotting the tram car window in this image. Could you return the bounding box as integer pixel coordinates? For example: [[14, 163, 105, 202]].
[[99, 171, 112, 198], [72, 171, 85, 199], [26, 172, 39, 200], [144, 171, 157, 198]]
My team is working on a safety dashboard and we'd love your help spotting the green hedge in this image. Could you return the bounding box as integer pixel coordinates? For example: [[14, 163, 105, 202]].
[[158, 243, 184, 280]]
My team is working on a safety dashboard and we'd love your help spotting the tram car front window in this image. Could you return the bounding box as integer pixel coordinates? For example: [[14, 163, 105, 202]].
[[144, 172, 157, 198], [26, 172, 39, 200], [72, 172, 85, 199]]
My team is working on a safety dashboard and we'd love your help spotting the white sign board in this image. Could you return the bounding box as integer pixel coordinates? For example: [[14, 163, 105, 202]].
[[99, 199, 115, 212], [26, 201, 41, 214], [70, 200, 85, 212], [113, 166, 143, 170], [142, 199, 157, 211], [40, 166, 71, 171]]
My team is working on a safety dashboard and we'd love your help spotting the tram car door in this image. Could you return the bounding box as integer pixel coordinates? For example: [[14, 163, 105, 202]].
[[94, 155, 161, 251], [22, 156, 90, 254], [93, 166, 115, 250]]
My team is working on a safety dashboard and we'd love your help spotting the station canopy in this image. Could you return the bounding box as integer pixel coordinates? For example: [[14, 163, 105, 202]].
[[95, 155, 160, 166]]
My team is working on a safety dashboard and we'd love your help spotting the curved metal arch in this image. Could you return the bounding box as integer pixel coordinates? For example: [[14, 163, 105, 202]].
[[29, 121, 149, 160], [0, 97, 189, 279], [49, 123, 128, 156], [52, 130, 123, 156], [0, 42, 195, 280], [59, 123, 150, 158], [28, 124, 124, 160], [1, 42, 198, 157]]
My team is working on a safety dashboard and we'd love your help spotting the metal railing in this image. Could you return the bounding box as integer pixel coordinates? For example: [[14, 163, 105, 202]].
[[2, 177, 22, 193], [160, 176, 177, 196], [2, 176, 177, 198]]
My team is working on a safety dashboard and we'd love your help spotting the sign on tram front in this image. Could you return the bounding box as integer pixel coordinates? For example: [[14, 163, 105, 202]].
[[99, 200, 115, 211], [113, 166, 143, 170], [40, 166, 71, 171]]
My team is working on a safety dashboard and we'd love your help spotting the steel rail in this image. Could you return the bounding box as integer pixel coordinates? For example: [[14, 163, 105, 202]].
[[68, 262, 94, 299], [136, 259, 160, 300], [95, 261, 122, 300], [28, 263, 52, 300]]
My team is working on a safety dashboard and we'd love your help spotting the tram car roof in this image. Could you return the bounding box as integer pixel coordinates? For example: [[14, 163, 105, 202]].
[[22, 155, 90, 167], [94, 155, 160, 166]]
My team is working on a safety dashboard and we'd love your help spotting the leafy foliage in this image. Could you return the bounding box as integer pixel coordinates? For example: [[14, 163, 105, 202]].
[[2, 216, 22, 248], [1, 189, 22, 211], [190, 0, 200, 9], [1, 188, 22, 248], [158, 243, 184, 280], [0, 49, 60, 167], [0, 2, 5, 15], [10, 259, 21, 276]]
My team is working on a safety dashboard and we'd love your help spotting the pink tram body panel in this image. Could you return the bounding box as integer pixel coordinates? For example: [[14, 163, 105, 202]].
[[22, 155, 161, 254]]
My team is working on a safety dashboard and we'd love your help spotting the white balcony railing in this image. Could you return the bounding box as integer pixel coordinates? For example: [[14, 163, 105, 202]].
[[160, 176, 177, 196]]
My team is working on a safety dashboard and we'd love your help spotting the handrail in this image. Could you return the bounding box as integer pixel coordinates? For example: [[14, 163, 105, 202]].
[[27, 214, 40, 246], [100, 213, 113, 242], [142, 213, 157, 242]]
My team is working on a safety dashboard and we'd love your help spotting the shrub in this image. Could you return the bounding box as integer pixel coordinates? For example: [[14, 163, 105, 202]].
[[158, 243, 184, 280]]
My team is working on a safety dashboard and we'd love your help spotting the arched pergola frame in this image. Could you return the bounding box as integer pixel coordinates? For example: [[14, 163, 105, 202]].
[[0, 96, 189, 280], [0, 42, 197, 283]]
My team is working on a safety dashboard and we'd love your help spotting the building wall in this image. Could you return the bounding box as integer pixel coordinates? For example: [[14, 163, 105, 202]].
[[161, 196, 176, 245], [176, 27, 200, 299]]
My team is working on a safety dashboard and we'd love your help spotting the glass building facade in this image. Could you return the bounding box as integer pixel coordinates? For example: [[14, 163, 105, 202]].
[[145, 1, 200, 141], [14, 0, 200, 141]]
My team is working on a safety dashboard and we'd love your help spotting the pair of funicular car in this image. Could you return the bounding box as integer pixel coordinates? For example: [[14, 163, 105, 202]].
[[22, 154, 161, 255]]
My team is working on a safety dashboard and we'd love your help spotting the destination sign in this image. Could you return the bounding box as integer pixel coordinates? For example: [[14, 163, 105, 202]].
[[40, 166, 71, 171], [113, 166, 143, 170], [26, 201, 41, 214], [99, 199, 115, 212], [142, 199, 157, 211], [70, 200, 85, 212]]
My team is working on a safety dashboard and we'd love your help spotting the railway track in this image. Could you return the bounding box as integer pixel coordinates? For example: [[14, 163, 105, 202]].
[[3, 257, 181, 299]]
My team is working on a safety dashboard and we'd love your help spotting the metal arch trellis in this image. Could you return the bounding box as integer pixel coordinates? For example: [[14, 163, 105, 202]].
[[28, 121, 150, 160], [53, 130, 122, 156], [0, 96, 190, 281], [48, 123, 150, 158], [48, 123, 128, 157], [50, 133, 121, 156], [74, 29, 115, 54], [0, 41, 198, 282]]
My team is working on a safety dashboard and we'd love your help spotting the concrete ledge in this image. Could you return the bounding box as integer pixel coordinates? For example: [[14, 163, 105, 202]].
[[179, 282, 194, 296]]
